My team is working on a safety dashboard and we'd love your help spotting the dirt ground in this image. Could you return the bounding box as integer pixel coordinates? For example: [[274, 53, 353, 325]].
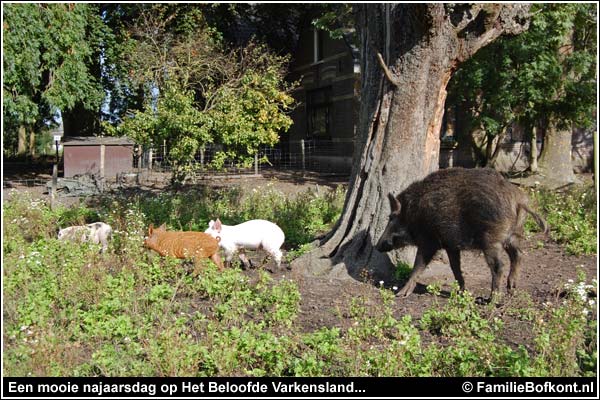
[[2, 167, 597, 350]]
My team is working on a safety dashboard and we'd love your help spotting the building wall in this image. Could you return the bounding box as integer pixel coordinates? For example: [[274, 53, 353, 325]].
[[286, 27, 358, 172], [64, 146, 101, 178], [440, 128, 594, 173], [105, 145, 135, 178], [64, 145, 133, 179]]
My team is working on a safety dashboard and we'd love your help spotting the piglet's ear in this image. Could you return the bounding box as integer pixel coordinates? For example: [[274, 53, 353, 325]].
[[158, 223, 167, 230], [214, 218, 222, 232], [208, 220, 214, 228], [148, 223, 154, 236]]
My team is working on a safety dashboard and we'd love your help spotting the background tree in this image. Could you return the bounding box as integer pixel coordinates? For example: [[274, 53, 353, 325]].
[[104, 4, 295, 183], [447, 4, 596, 185], [292, 4, 531, 282], [3, 3, 105, 156], [534, 4, 596, 187], [446, 42, 519, 168]]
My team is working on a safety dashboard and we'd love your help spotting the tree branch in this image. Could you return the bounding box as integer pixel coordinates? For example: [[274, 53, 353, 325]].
[[376, 51, 400, 88], [457, 4, 531, 62]]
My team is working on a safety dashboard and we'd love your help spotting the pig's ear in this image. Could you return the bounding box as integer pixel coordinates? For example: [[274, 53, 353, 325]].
[[158, 223, 167, 231], [214, 218, 222, 232], [208, 220, 214, 228], [388, 193, 401, 213], [148, 224, 154, 235]]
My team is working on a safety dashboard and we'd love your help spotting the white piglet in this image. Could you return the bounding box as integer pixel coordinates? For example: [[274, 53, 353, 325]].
[[58, 222, 113, 253], [205, 218, 285, 269]]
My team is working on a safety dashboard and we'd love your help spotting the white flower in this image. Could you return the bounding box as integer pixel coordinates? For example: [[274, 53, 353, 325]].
[[379, 280, 384, 287], [392, 286, 398, 291], [20, 325, 29, 331]]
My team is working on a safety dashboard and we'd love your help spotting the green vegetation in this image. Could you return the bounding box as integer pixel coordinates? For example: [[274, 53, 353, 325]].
[[525, 184, 597, 256], [3, 184, 596, 377], [448, 3, 596, 168], [4, 4, 297, 180], [104, 38, 296, 182], [3, 3, 106, 156]]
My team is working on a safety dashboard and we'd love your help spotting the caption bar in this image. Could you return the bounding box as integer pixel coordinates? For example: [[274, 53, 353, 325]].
[[3, 377, 597, 398]]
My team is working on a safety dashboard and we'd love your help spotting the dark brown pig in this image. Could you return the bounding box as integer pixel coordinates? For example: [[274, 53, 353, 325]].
[[375, 168, 547, 299]]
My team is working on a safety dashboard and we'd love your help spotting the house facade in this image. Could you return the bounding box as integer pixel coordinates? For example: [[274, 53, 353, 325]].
[[285, 27, 360, 172], [285, 28, 594, 175]]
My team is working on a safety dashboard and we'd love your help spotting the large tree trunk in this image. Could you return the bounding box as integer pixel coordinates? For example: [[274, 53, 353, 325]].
[[292, 4, 530, 282], [537, 120, 577, 188], [17, 125, 27, 155], [486, 126, 508, 168], [529, 125, 539, 173], [28, 128, 36, 157]]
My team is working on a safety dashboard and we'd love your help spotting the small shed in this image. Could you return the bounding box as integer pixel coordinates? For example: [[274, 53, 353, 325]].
[[63, 136, 135, 179]]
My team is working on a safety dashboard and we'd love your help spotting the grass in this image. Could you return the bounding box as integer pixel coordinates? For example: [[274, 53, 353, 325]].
[[525, 184, 597, 256], [2, 182, 597, 377]]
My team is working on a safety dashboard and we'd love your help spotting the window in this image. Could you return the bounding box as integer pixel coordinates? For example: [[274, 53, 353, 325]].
[[307, 87, 332, 139], [314, 28, 324, 63]]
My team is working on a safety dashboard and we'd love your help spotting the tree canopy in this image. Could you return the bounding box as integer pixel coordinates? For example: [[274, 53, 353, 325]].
[[3, 3, 298, 176], [102, 5, 296, 182], [3, 3, 105, 153], [447, 3, 597, 167]]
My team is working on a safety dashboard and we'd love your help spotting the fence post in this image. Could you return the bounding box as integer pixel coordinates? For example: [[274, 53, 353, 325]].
[[254, 153, 259, 175], [301, 139, 306, 173], [148, 148, 153, 170], [51, 164, 57, 210], [99, 144, 105, 192], [594, 130, 598, 190]]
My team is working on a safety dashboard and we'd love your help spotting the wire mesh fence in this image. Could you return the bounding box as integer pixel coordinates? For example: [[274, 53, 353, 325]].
[[143, 139, 354, 177], [3, 139, 354, 190], [2, 178, 49, 189]]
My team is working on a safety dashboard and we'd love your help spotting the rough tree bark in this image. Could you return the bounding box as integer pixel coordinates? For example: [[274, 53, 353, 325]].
[[529, 125, 539, 173], [17, 125, 27, 155], [537, 120, 577, 188], [28, 128, 36, 156], [292, 4, 531, 282], [535, 23, 579, 189]]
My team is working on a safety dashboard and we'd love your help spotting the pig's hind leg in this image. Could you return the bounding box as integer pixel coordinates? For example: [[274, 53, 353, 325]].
[[505, 235, 523, 294], [446, 248, 465, 291]]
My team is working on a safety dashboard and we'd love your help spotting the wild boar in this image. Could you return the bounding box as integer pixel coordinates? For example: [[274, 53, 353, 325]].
[[375, 167, 547, 299], [144, 223, 223, 271]]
